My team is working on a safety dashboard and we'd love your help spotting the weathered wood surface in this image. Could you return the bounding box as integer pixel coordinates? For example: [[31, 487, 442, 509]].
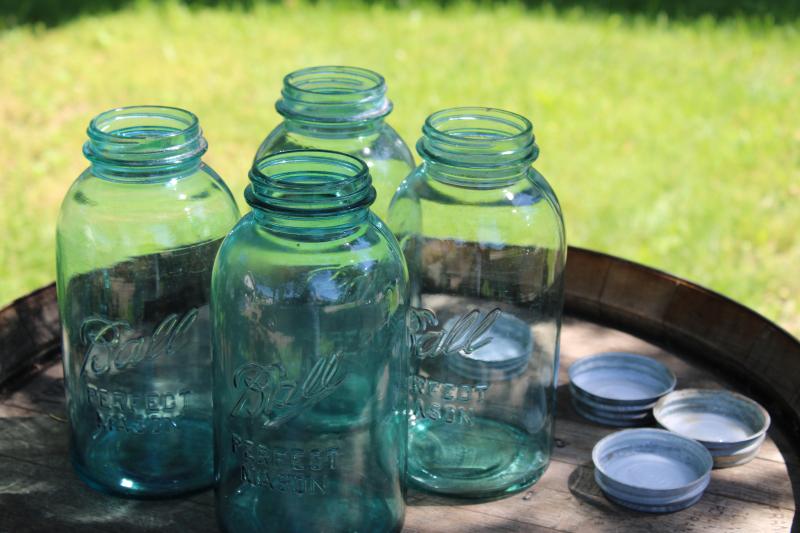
[[565, 249, 800, 446], [1, 247, 798, 532], [0, 283, 58, 386]]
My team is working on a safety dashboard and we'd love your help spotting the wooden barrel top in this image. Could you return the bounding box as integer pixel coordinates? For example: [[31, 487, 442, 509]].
[[1, 247, 798, 532]]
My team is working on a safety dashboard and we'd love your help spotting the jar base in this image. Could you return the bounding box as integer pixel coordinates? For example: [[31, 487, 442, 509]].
[[71, 453, 212, 499], [72, 459, 212, 499], [407, 417, 551, 499], [68, 417, 214, 499], [216, 488, 405, 532]]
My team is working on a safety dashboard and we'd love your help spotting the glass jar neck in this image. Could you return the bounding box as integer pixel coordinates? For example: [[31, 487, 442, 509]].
[[84, 106, 207, 180], [250, 209, 371, 239], [283, 117, 385, 140], [416, 107, 539, 188], [275, 66, 392, 136], [246, 150, 376, 235]]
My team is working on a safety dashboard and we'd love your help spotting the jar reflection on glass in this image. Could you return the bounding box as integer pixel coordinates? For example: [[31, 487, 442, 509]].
[[212, 150, 409, 532], [56, 106, 240, 497], [254, 65, 415, 223], [389, 107, 566, 498]]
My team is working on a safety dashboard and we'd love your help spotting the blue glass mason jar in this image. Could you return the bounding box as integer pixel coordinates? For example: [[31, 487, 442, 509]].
[[212, 150, 409, 532], [56, 106, 240, 497], [389, 107, 566, 498], [254, 65, 415, 222]]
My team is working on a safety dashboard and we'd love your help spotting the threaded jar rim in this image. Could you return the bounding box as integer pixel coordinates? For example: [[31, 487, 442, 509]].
[[246, 149, 375, 214], [84, 105, 207, 168], [276, 66, 393, 124], [417, 107, 538, 170]]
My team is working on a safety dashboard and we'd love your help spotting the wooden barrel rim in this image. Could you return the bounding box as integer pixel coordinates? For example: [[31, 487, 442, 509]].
[[564, 247, 800, 529], [1, 246, 798, 526]]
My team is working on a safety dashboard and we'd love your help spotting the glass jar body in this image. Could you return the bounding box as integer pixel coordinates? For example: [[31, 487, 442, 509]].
[[254, 121, 414, 222], [389, 165, 566, 498], [212, 212, 409, 532], [56, 163, 240, 497]]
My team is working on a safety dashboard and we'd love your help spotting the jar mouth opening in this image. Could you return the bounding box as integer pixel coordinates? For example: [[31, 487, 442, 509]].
[[84, 105, 207, 168], [247, 149, 375, 214], [88, 105, 200, 143], [418, 107, 538, 172], [424, 107, 533, 144], [284, 66, 385, 96], [277, 66, 392, 123]]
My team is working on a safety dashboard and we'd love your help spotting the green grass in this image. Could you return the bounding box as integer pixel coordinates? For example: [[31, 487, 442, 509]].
[[1, 2, 798, 336]]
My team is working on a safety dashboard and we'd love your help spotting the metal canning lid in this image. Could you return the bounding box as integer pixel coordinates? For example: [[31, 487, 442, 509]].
[[571, 398, 652, 419], [653, 389, 771, 468], [592, 428, 713, 513], [571, 399, 652, 428], [569, 382, 658, 413], [569, 352, 677, 405], [444, 313, 533, 381], [595, 475, 706, 514]]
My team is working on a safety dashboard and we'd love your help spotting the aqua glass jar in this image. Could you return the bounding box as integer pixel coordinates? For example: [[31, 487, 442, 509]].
[[56, 106, 240, 497], [254, 65, 415, 222], [389, 107, 566, 498], [212, 150, 409, 532]]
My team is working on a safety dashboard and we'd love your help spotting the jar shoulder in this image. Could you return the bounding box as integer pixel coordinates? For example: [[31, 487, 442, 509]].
[[394, 167, 561, 218], [215, 214, 407, 274], [57, 164, 240, 259], [255, 122, 415, 168], [376, 123, 415, 166], [59, 164, 239, 224], [389, 166, 565, 250]]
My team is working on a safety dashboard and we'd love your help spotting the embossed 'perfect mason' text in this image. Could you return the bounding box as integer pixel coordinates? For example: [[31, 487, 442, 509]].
[[409, 307, 500, 426], [233, 433, 338, 496], [87, 384, 192, 434], [411, 376, 489, 426]]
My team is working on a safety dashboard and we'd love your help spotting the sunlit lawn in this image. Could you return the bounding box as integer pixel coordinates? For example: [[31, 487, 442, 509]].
[[0, 2, 798, 335]]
